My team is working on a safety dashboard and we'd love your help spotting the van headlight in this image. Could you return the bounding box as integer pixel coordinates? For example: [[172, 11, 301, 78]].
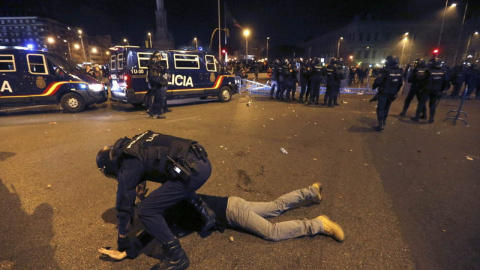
[[88, 83, 104, 91]]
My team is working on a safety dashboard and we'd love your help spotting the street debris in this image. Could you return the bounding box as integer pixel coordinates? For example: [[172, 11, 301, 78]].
[[229, 236, 234, 242], [49, 122, 57, 125], [280, 148, 288, 155], [465, 155, 478, 161]]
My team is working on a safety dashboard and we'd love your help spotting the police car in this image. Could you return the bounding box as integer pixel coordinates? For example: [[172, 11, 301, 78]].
[[108, 46, 238, 106], [0, 47, 107, 113]]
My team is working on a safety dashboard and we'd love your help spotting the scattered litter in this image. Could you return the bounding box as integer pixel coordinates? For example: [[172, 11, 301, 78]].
[[219, 145, 224, 148], [49, 122, 57, 125], [398, 163, 403, 165], [280, 148, 288, 155], [270, 118, 274, 120], [313, 158, 318, 161], [357, 93, 364, 95], [342, 101, 348, 104], [47, 184, 52, 188], [229, 236, 234, 242], [364, 164, 368, 166], [339, 196, 343, 199], [465, 155, 478, 160], [247, 101, 252, 106], [349, 149, 353, 152], [263, 125, 266, 127], [442, 229, 446, 233]]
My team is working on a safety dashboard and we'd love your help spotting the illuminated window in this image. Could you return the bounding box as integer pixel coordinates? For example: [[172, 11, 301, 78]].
[[205, 55, 217, 72], [174, 54, 199, 69]]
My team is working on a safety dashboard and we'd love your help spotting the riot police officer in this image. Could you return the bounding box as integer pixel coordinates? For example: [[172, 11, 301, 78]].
[[299, 59, 312, 103], [411, 58, 448, 123], [276, 60, 286, 100], [269, 60, 280, 99], [399, 59, 427, 118], [323, 58, 345, 107], [372, 56, 403, 131], [147, 51, 169, 119], [450, 64, 466, 99], [308, 58, 323, 105], [285, 62, 297, 101], [96, 130, 211, 270]]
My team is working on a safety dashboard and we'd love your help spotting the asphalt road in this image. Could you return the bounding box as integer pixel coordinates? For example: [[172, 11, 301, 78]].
[[0, 92, 479, 269]]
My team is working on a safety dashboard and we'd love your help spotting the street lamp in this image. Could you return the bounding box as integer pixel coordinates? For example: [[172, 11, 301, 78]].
[[266, 37, 269, 61], [400, 36, 408, 66], [437, 0, 457, 56], [464, 31, 479, 60], [123, 38, 129, 46], [194, 37, 198, 51], [78, 29, 87, 63], [453, 1, 469, 65], [337, 37, 343, 58], [148, 32, 152, 48], [63, 39, 72, 59], [243, 29, 250, 59]]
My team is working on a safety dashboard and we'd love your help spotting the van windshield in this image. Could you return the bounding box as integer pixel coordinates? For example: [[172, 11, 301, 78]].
[[46, 53, 83, 73]]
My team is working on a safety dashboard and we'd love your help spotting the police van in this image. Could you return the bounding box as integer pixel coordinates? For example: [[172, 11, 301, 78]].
[[108, 47, 238, 106], [0, 47, 107, 113]]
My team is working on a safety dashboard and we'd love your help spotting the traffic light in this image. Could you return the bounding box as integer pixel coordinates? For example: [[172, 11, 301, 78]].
[[222, 49, 227, 54], [433, 49, 439, 56]]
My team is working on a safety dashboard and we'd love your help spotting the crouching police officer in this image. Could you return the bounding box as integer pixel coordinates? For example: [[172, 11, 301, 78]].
[[371, 56, 403, 131], [96, 130, 211, 270]]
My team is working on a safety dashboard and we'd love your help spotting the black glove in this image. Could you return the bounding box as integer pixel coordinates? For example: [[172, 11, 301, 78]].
[[117, 235, 131, 252], [369, 94, 379, 102], [136, 181, 148, 202], [187, 194, 216, 232]]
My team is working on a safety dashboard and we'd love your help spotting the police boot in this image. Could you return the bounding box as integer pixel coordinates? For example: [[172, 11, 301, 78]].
[[162, 239, 190, 270], [375, 120, 384, 132], [399, 109, 406, 117], [315, 215, 345, 242]]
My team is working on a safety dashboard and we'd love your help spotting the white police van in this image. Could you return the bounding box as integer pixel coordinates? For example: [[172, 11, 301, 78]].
[[0, 47, 107, 113], [108, 46, 238, 106]]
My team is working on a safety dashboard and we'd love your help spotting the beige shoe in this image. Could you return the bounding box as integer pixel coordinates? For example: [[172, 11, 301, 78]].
[[316, 215, 345, 242], [311, 182, 322, 203]]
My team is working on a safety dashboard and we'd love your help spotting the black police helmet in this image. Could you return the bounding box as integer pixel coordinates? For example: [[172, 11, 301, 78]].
[[385, 55, 399, 68], [429, 57, 442, 68], [96, 145, 117, 179]]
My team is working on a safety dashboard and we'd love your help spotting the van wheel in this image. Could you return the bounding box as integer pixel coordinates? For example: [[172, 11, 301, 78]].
[[61, 93, 85, 113], [218, 86, 232, 102]]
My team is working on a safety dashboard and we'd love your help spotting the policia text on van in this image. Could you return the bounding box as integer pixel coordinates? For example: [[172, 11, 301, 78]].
[[108, 47, 238, 106], [0, 47, 107, 113]]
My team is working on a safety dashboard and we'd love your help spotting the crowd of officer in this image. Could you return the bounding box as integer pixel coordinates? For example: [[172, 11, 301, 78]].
[[268, 57, 346, 107]]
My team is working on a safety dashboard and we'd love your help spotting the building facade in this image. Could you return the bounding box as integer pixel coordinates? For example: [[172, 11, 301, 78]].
[[303, 17, 476, 67], [0, 16, 111, 65]]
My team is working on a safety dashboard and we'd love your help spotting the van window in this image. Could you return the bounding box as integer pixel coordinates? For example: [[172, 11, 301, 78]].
[[118, 53, 124, 70], [205, 55, 217, 72], [27, 54, 48, 75], [0, 54, 16, 72], [110, 55, 116, 70], [174, 54, 199, 69], [138, 52, 168, 69]]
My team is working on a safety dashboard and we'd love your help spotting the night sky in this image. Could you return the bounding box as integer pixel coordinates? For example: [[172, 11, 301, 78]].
[[2, 0, 479, 55]]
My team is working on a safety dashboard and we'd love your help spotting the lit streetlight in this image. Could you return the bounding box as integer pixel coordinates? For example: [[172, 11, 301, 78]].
[[78, 29, 87, 63], [464, 31, 479, 60], [63, 39, 71, 59], [47, 36, 55, 44], [266, 37, 270, 61], [123, 38, 129, 46], [337, 36, 343, 58], [438, 0, 457, 56], [147, 32, 152, 48], [243, 29, 250, 59], [453, 1, 469, 65], [194, 37, 198, 51], [400, 36, 408, 66]]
